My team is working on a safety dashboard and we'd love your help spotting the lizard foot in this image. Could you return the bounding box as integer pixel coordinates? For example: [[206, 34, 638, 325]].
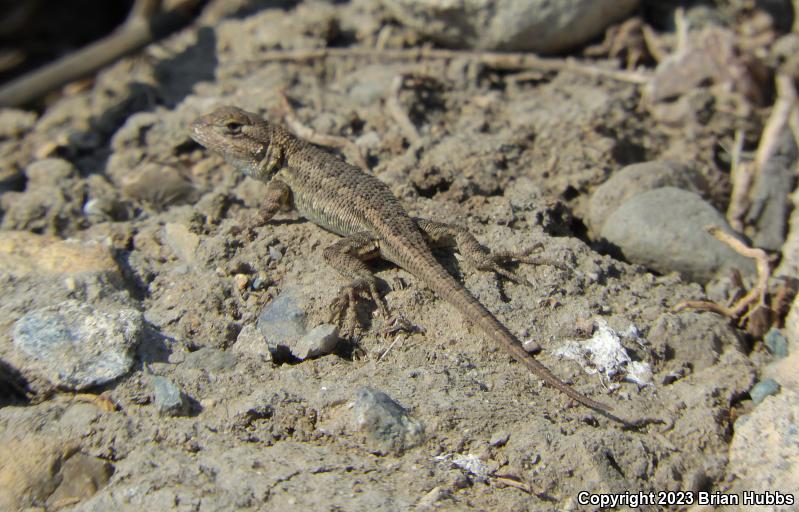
[[470, 243, 568, 286], [328, 278, 388, 337]]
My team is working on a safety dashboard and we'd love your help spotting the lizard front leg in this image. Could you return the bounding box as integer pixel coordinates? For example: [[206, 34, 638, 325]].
[[248, 178, 292, 228], [323, 232, 388, 336], [414, 218, 567, 286]]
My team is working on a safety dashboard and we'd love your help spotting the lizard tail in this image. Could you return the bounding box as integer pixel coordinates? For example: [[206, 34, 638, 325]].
[[410, 253, 615, 415]]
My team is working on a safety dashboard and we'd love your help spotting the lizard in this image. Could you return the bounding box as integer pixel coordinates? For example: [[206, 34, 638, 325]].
[[189, 105, 616, 418]]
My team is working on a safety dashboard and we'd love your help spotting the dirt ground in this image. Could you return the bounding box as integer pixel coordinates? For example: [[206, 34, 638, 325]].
[[0, 1, 796, 511]]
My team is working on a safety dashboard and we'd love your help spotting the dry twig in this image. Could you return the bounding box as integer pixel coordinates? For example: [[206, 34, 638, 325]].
[[253, 47, 651, 84], [726, 130, 752, 231], [0, 0, 199, 107], [728, 73, 799, 231], [386, 74, 422, 145], [277, 89, 369, 170], [674, 226, 772, 335]]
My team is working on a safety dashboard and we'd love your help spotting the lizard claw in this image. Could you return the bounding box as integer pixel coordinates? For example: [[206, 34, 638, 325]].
[[476, 243, 569, 287], [328, 278, 388, 337]]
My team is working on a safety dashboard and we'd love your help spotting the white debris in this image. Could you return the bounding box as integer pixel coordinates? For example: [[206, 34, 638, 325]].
[[554, 318, 653, 387], [434, 453, 491, 481]]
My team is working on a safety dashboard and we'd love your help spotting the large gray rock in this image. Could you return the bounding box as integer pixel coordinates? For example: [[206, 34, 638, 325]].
[[380, 0, 639, 54], [588, 160, 707, 236], [600, 187, 755, 283], [12, 300, 142, 390]]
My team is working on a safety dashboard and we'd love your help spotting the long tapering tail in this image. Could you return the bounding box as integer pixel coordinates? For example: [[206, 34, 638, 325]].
[[410, 250, 615, 415]]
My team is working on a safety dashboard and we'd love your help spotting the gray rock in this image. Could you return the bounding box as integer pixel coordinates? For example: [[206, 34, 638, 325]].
[[12, 300, 142, 390], [258, 288, 308, 354], [600, 187, 755, 283], [182, 347, 237, 372], [380, 0, 638, 54], [151, 376, 190, 416], [750, 378, 781, 405], [764, 328, 789, 359], [588, 160, 707, 235], [232, 323, 271, 360], [353, 387, 425, 455], [292, 324, 339, 360], [257, 287, 337, 360]]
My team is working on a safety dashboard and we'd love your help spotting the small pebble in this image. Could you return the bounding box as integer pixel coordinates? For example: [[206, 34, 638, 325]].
[[522, 339, 540, 353], [489, 431, 510, 447], [151, 376, 190, 417], [268, 245, 283, 262], [291, 324, 339, 360], [251, 275, 268, 291], [750, 378, 781, 405], [764, 328, 789, 359], [234, 273, 249, 291]]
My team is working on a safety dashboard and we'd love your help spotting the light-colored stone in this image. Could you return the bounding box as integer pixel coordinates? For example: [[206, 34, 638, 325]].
[[0, 231, 120, 279], [380, 0, 639, 54]]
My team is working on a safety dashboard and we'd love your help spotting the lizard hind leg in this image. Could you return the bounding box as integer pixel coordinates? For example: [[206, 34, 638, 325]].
[[414, 218, 567, 287], [323, 232, 388, 337]]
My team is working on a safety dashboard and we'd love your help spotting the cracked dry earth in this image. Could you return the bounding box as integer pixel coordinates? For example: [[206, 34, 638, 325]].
[[0, 2, 788, 512]]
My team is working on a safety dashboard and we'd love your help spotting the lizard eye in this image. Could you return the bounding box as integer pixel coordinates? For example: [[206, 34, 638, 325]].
[[224, 121, 243, 134]]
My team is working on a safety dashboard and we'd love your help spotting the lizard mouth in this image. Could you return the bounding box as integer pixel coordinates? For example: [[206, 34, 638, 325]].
[[189, 117, 212, 146]]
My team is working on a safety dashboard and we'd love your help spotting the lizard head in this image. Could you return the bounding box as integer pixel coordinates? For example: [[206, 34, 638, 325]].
[[189, 106, 274, 179]]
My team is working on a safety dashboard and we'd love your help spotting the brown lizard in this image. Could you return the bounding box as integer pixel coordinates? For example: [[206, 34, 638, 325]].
[[190, 106, 615, 417]]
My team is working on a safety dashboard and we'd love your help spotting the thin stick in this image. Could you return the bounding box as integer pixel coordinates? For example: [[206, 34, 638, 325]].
[[726, 130, 750, 231], [0, 0, 199, 108], [754, 74, 796, 177], [386, 74, 422, 145], [252, 47, 651, 84], [277, 89, 369, 170], [674, 226, 770, 321]]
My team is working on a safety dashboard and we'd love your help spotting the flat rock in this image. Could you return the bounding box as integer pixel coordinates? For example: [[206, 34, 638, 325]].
[[12, 300, 142, 390], [588, 160, 707, 236], [0, 231, 121, 279], [353, 387, 425, 455], [600, 187, 755, 283], [380, 0, 639, 53]]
